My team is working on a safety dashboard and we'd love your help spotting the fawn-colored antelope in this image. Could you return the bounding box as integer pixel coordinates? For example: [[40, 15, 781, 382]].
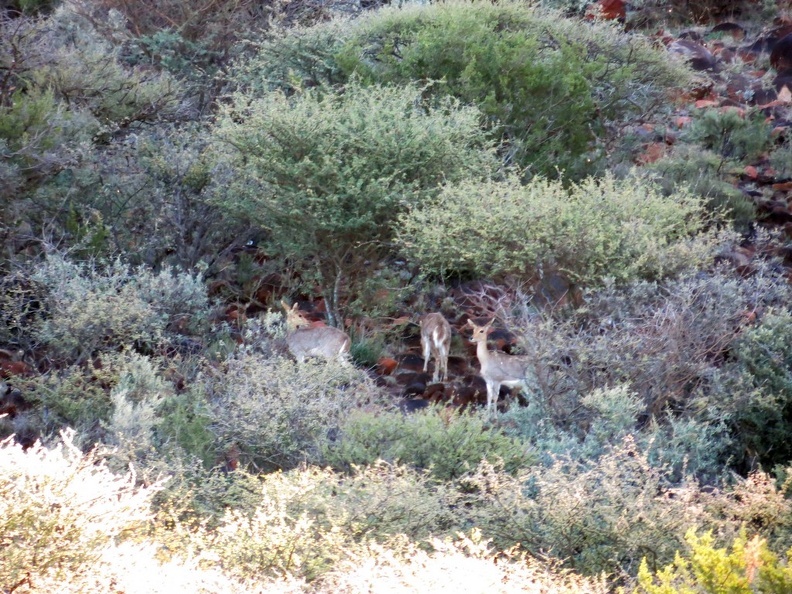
[[281, 301, 351, 364], [467, 318, 533, 413], [420, 312, 452, 383]]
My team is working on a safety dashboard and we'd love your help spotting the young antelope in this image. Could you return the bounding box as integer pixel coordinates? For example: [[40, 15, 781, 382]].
[[420, 312, 452, 383], [281, 300, 351, 364], [467, 318, 533, 413]]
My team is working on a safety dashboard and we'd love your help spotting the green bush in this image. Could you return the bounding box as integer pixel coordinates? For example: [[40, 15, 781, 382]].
[[212, 80, 496, 323], [210, 463, 455, 581], [321, 407, 534, 481], [343, 0, 690, 177], [685, 108, 772, 163], [399, 173, 713, 286], [636, 529, 792, 593], [646, 145, 756, 227], [229, 18, 350, 96], [20, 365, 113, 442], [206, 353, 381, 472], [154, 387, 217, 467], [723, 310, 792, 470]]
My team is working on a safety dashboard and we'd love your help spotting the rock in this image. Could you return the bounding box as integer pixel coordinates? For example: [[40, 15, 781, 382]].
[[669, 39, 719, 71], [771, 33, 792, 72]]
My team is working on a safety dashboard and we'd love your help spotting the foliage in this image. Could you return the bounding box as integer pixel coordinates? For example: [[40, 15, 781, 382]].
[[321, 407, 534, 481], [460, 438, 708, 579], [210, 462, 460, 581], [212, 80, 496, 323], [339, 0, 690, 177], [722, 310, 792, 470], [646, 145, 756, 227], [636, 529, 792, 593], [399, 173, 713, 286], [0, 6, 180, 131], [229, 17, 351, 96], [0, 429, 159, 593], [0, 7, 183, 261], [19, 364, 112, 443], [684, 108, 772, 163], [206, 352, 381, 472], [499, 259, 792, 480], [700, 471, 792, 553], [241, 0, 691, 177], [29, 254, 210, 364], [322, 529, 609, 593], [154, 387, 217, 467]]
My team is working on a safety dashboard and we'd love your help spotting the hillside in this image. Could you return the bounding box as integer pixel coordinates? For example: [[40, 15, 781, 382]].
[[3, 0, 792, 592]]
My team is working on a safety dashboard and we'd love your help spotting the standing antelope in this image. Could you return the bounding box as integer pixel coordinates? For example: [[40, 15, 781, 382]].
[[420, 312, 452, 383], [281, 300, 351, 364], [467, 318, 533, 413]]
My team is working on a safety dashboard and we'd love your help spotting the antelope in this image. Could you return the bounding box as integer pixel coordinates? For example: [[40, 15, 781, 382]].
[[467, 318, 533, 414], [420, 312, 452, 383], [281, 300, 351, 364]]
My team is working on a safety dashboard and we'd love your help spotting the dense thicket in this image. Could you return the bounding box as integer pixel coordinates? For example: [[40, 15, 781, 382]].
[[2, 0, 792, 592]]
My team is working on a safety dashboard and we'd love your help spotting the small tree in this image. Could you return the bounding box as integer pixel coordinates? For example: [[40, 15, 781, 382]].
[[212, 80, 496, 325]]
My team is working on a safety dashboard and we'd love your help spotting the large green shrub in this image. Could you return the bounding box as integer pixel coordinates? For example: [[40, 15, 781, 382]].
[[238, 0, 691, 177], [335, 1, 598, 175], [212, 80, 496, 323], [399, 173, 712, 286]]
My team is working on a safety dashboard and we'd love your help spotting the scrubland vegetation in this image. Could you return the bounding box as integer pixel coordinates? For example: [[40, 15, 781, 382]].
[[3, 0, 792, 591]]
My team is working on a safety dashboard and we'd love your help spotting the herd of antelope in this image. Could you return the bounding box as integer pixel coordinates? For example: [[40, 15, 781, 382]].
[[280, 300, 533, 413]]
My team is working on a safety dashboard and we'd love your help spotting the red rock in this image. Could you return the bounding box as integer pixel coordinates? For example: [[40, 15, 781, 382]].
[[637, 142, 668, 165], [376, 357, 398, 376], [585, 0, 625, 20], [0, 360, 32, 378], [744, 165, 759, 179], [695, 99, 720, 108]]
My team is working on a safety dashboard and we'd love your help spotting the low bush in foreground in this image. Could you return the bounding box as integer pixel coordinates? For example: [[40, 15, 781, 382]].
[[636, 529, 792, 594], [0, 430, 158, 592]]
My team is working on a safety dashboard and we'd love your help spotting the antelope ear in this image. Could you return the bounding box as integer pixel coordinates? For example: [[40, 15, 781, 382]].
[[466, 319, 475, 327], [281, 299, 289, 311]]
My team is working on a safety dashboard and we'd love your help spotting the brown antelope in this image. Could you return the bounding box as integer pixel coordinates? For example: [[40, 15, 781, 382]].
[[467, 318, 533, 413], [281, 300, 351, 364], [420, 312, 452, 383]]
